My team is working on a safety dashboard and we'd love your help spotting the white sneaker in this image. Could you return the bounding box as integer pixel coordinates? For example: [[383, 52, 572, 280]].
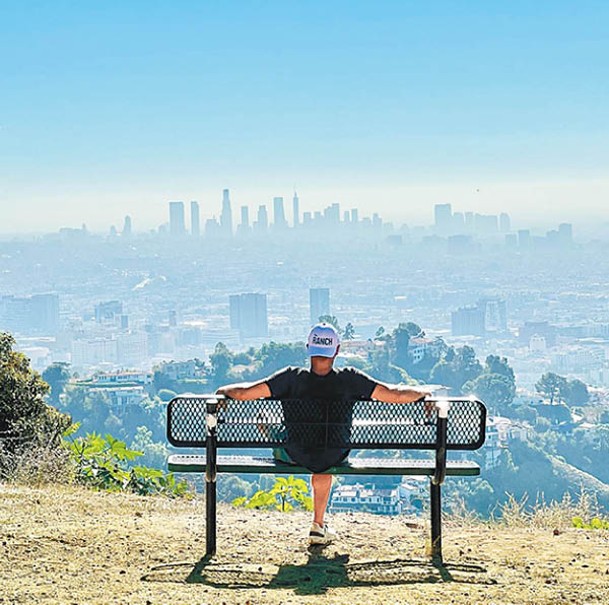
[[309, 522, 337, 545]]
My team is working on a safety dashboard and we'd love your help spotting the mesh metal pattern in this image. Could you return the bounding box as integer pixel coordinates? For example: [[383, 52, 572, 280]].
[[167, 397, 486, 451]]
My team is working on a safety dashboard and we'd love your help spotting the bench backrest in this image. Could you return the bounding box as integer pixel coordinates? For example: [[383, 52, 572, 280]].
[[167, 397, 486, 451]]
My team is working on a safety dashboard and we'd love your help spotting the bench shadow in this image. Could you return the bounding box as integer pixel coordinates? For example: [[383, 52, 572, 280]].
[[141, 548, 494, 595]]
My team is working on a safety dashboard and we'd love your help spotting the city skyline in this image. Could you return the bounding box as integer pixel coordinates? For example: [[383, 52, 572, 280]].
[[0, 185, 594, 239], [2, 3, 609, 234], [1, 179, 608, 236]]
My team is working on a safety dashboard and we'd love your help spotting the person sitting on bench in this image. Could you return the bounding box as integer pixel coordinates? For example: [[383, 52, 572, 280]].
[[216, 322, 430, 546]]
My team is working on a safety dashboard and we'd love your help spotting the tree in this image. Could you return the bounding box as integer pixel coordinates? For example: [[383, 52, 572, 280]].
[[429, 359, 457, 389], [463, 373, 516, 415], [429, 345, 483, 393], [454, 346, 484, 386], [318, 315, 341, 331], [131, 426, 169, 468], [402, 322, 425, 338], [254, 341, 306, 377], [219, 474, 255, 502], [365, 345, 410, 384], [485, 355, 515, 382], [535, 372, 568, 404], [564, 379, 589, 406], [459, 355, 517, 414], [391, 324, 411, 370], [152, 368, 177, 393], [209, 342, 234, 385], [0, 333, 70, 475], [343, 322, 355, 340], [233, 351, 254, 365], [42, 362, 71, 406], [374, 326, 386, 340], [158, 389, 177, 403]]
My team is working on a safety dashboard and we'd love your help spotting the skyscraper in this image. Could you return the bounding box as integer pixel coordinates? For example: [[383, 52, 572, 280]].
[[238, 205, 250, 235], [452, 212, 465, 232], [205, 217, 221, 237], [292, 192, 300, 227], [558, 223, 573, 245], [122, 215, 132, 237], [310, 288, 330, 324], [451, 298, 506, 336], [475, 213, 499, 234], [220, 189, 232, 236], [253, 205, 268, 233], [95, 300, 123, 323], [451, 306, 485, 337], [478, 297, 507, 333], [273, 197, 287, 229], [499, 212, 511, 233], [324, 203, 340, 224], [518, 229, 531, 250], [0, 293, 60, 335], [434, 203, 452, 234], [229, 293, 268, 338], [464, 212, 475, 232], [191, 201, 200, 237], [169, 201, 186, 236]]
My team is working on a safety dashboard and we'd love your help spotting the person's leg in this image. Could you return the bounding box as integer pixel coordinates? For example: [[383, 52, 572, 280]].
[[311, 473, 333, 525]]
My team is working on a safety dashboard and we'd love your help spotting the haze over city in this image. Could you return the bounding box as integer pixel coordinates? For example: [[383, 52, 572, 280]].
[[2, 2, 609, 234], [6, 5, 609, 594]]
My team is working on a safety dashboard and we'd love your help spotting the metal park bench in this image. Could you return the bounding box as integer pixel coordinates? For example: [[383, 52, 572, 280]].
[[166, 396, 486, 562]]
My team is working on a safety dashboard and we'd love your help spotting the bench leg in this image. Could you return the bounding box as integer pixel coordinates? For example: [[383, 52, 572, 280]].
[[206, 477, 217, 556], [430, 480, 442, 563]]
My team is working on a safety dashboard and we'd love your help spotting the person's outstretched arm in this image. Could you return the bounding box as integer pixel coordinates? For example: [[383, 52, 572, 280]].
[[216, 379, 271, 400], [370, 382, 431, 404]]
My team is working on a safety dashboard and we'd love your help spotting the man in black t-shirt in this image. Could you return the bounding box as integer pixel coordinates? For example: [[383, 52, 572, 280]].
[[217, 322, 429, 546], [264, 365, 377, 473]]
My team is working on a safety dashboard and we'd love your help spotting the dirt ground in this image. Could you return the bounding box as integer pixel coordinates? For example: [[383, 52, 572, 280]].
[[1, 484, 609, 605]]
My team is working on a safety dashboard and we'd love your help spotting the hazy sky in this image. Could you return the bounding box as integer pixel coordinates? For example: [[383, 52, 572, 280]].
[[2, 1, 608, 233]]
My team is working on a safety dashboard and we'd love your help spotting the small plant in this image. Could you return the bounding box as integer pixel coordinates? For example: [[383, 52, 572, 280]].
[[572, 516, 609, 530], [233, 475, 313, 512], [64, 424, 189, 497], [494, 488, 601, 529]]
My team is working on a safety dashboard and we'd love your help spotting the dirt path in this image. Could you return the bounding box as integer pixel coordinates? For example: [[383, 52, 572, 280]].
[[1, 485, 608, 604]]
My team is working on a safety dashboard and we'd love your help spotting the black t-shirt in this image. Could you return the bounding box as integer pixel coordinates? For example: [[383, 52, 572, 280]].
[[265, 366, 378, 472]]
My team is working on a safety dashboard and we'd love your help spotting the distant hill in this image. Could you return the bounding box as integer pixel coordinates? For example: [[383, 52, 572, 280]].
[[477, 440, 609, 513], [548, 455, 609, 507]]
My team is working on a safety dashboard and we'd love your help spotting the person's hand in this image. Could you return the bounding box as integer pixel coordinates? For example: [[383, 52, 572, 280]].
[[423, 399, 435, 424], [416, 387, 436, 423], [212, 392, 228, 411]]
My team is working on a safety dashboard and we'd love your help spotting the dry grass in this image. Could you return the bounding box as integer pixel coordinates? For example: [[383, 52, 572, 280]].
[[5, 446, 74, 488], [495, 489, 600, 529], [1, 483, 609, 605]]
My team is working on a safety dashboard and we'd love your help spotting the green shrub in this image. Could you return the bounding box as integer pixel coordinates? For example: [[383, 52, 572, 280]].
[[233, 475, 313, 512], [64, 424, 189, 497], [572, 516, 609, 530], [0, 332, 71, 479]]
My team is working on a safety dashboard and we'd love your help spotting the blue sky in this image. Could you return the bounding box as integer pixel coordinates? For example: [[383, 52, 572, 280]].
[[1, 1, 608, 232]]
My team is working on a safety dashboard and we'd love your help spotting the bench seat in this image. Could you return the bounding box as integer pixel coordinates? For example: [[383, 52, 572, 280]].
[[168, 454, 480, 476]]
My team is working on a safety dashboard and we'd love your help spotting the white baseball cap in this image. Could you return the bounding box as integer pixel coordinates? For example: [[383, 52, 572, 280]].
[[307, 323, 340, 358]]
